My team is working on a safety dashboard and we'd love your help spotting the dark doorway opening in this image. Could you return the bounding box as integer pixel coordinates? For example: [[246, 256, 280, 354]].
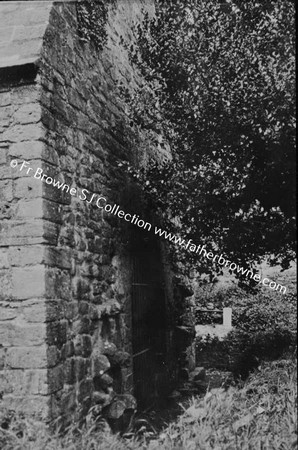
[[131, 232, 168, 409]]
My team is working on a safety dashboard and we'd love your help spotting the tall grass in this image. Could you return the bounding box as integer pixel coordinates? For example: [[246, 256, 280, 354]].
[[154, 359, 297, 450], [1, 359, 296, 449]]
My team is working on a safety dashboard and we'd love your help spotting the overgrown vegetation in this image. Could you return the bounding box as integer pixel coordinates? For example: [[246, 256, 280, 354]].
[[76, 0, 116, 51], [195, 271, 297, 331], [195, 269, 297, 377], [1, 360, 296, 449], [122, 0, 296, 287]]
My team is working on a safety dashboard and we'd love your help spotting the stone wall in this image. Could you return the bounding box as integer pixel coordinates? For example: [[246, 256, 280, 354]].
[[0, 76, 50, 418], [0, 0, 194, 424]]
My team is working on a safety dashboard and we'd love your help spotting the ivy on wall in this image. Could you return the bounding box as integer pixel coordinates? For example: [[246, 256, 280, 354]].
[[76, 0, 116, 51]]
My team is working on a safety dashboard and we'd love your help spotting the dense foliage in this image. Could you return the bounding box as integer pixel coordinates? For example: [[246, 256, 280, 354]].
[[76, 0, 116, 51], [124, 0, 296, 283], [195, 274, 297, 377]]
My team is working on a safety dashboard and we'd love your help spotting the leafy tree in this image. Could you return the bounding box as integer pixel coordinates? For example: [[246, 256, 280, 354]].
[[122, 0, 296, 285]]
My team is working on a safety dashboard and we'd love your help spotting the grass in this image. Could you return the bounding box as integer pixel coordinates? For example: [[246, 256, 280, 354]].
[[1, 358, 296, 450], [154, 358, 297, 450]]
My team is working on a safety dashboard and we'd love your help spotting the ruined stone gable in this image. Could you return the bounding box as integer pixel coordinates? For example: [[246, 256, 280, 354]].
[[0, 0, 195, 424]]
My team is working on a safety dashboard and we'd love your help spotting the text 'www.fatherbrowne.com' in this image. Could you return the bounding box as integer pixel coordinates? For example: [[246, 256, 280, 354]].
[[10, 159, 287, 294]]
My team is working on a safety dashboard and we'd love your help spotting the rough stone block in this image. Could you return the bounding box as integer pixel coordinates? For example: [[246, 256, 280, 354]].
[[0, 368, 48, 396], [64, 302, 78, 321], [62, 340, 74, 358], [106, 399, 126, 419], [14, 197, 59, 224], [5, 322, 46, 347], [14, 103, 42, 124], [77, 317, 91, 334], [2, 123, 45, 143], [6, 346, 47, 369], [8, 246, 45, 267], [15, 198, 43, 219], [45, 300, 63, 323], [46, 320, 67, 347], [0, 302, 18, 319], [97, 373, 113, 391], [45, 268, 71, 300], [10, 85, 40, 105], [12, 265, 45, 299], [9, 141, 59, 166], [91, 351, 110, 377], [0, 219, 45, 246], [44, 247, 71, 270], [48, 364, 64, 393], [14, 176, 43, 199], [21, 299, 46, 323]]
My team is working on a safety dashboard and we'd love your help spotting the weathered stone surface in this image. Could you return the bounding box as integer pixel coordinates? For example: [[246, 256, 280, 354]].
[[91, 351, 111, 377], [0, 0, 190, 425], [2, 123, 45, 143], [97, 373, 113, 391], [48, 364, 64, 393], [0, 369, 48, 396], [45, 268, 71, 300], [105, 400, 126, 419], [102, 342, 117, 357], [8, 246, 45, 267], [6, 346, 47, 369], [19, 299, 46, 323], [11, 265, 45, 299], [115, 394, 137, 410], [46, 320, 67, 347], [0, 321, 46, 347], [0, 303, 18, 320]]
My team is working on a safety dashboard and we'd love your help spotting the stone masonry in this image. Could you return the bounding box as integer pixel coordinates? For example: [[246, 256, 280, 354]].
[[0, 0, 195, 424]]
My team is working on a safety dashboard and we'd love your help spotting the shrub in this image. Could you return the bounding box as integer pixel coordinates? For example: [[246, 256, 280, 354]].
[[195, 277, 297, 378], [225, 328, 296, 379]]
